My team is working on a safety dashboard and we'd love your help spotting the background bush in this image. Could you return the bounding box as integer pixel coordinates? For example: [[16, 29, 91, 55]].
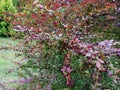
[[0, 0, 17, 37]]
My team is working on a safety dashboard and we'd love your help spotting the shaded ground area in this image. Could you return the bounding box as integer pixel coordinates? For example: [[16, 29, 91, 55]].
[[0, 37, 23, 90]]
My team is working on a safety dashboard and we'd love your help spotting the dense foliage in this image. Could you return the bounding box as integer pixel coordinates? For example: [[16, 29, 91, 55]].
[[3, 0, 120, 89], [0, 0, 17, 37]]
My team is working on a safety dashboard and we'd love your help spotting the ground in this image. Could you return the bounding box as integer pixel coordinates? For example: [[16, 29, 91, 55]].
[[0, 37, 23, 89]]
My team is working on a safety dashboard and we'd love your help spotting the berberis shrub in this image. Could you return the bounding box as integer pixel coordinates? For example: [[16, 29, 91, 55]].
[[11, 0, 120, 89]]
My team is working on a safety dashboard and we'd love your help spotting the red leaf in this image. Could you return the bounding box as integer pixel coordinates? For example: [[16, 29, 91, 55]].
[[53, 3, 61, 10]]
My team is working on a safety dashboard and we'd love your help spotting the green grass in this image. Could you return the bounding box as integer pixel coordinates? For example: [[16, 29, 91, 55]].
[[0, 37, 23, 89]]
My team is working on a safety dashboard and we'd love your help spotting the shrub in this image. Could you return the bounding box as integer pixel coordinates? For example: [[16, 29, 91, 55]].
[[11, 0, 120, 89], [0, 0, 17, 37], [0, 0, 16, 12]]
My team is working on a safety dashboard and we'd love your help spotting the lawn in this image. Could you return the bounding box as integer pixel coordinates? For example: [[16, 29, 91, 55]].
[[0, 37, 23, 89]]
